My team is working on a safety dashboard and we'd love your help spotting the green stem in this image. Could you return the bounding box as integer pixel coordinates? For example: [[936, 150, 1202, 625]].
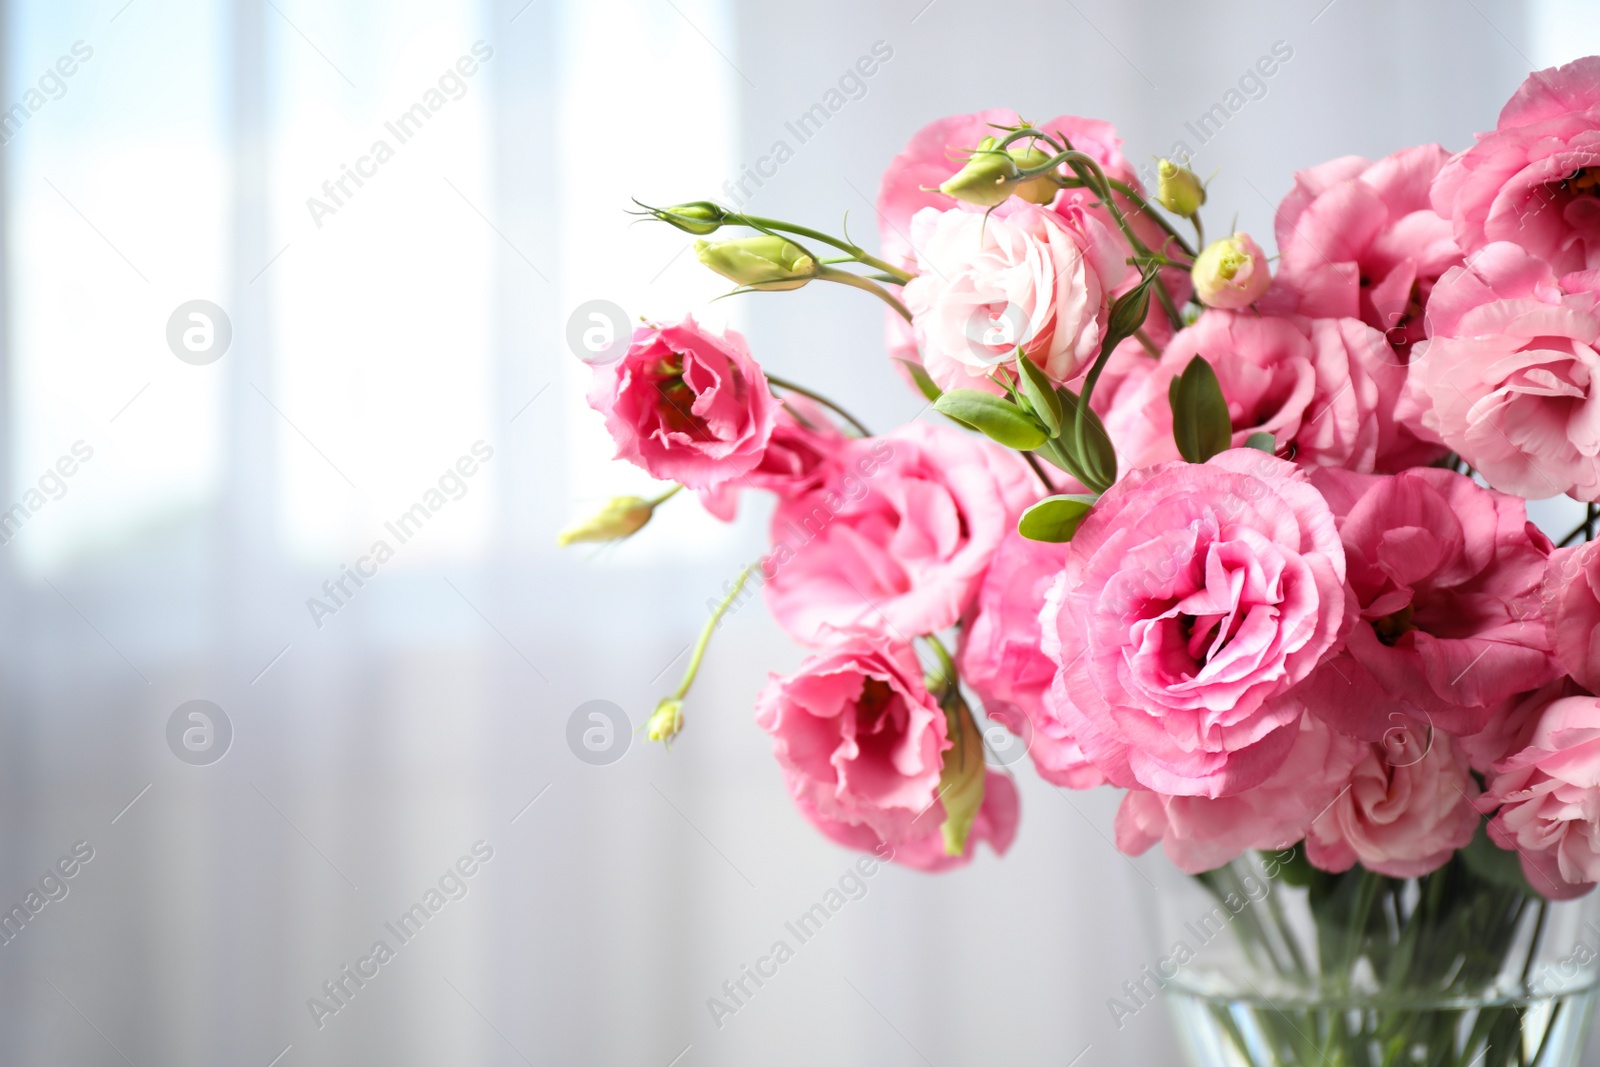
[[923, 633, 958, 694], [764, 373, 873, 437], [1105, 177, 1199, 260], [815, 265, 913, 321], [1023, 450, 1056, 493], [671, 565, 754, 702], [647, 485, 683, 508], [1134, 328, 1161, 357], [736, 215, 914, 283]]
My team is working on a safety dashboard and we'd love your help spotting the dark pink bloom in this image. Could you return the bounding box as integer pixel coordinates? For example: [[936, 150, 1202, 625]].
[[587, 316, 778, 490], [697, 395, 846, 521], [755, 633, 1017, 871]]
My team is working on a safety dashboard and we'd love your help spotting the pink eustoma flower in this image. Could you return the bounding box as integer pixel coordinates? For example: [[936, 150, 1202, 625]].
[[1306, 723, 1481, 879], [959, 526, 1104, 789], [1108, 310, 1440, 473], [1115, 715, 1366, 874], [1397, 241, 1600, 500], [587, 315, 778, 491], [1298, 466, 1556, 739], [1040, 450, 1348, 798], [697, 395, 846, 521], [1480, 694, 1600, 900], [1433, 56, 1600, 275], [902, 203, 1129, 392], [1266, 145, 1461, 361], [755, 633, 1018, 871], [763, 422, 1036, 645]]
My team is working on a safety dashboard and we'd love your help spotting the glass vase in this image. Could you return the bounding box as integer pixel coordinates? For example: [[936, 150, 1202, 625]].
[[1144, 845, 1600, 1067]]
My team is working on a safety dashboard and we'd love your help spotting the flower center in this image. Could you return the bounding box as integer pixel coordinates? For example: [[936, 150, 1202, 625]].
[[651, 357, 701, 434], [1560, 166, 1600, 195], [857, 677, 894, 722], [1372, 604, 1415, 647]]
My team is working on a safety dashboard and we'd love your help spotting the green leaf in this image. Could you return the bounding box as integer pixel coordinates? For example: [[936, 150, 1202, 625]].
[[933, 389, 1048, 451], [1244, 431, 1276, 454], [1169, 355, 1232, 463], [1459, 820, 1535, 895], [1017, 494, 1099, 542], [894, 358, 942, 403], [938, 699, 987, 857], [1015, 355, 1062, 437], [1057, 389, 1118, 492]]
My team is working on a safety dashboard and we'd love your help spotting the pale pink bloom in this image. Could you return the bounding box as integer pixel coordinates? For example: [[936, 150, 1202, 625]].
[[1307, 724, 1481, 879], [903, 204, 1129, 392], [587, 316, 777, 490], [1480, 694, 1600, 900], [1040, 450, 1348, 798], [1397, 242, 1600, 500], [756, 633, 1017, 871], [959, 527, 1104, 789], [1460, 679, 1579, 778], [1108, 311, 1439, 473], [1115, 715, 1366, 874], [1542, 539, 1600, 692], [697, 395, 845, 521], [1266, 146, 1461, 361], [1297, 467, 1557, 739], [876, 110, 1137, 271], [763, 422, 1037, 645], [1432, 56, 1600, 274]]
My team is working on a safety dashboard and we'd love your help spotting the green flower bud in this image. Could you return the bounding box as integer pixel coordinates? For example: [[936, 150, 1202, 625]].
[[938, 138, 1023, 208], [695, 235, 817, 291], [556, 495, 656, 547], [1155, 159, 1206, 216], [1008, 145, 1060, 205], [655, 201, 730, 236], [646, 697, 683, 743]]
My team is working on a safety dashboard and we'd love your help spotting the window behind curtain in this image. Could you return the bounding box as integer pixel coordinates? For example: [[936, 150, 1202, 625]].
[[7, 1, 228, 574]]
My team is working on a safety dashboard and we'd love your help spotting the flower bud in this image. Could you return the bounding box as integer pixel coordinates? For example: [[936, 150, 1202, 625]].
[[1155, 159, 1205, 216], [646, 697, 683, 743], [556, 495, 656, 547], [1191, 232, 1271, 310], [1008, 145, 1060, 205], [695, 235, 817, 291], [938, 138, 1023, 208], [655, 201, 731, 236]]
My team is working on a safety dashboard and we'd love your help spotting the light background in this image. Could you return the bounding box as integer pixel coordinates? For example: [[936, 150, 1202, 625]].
[[0, 0, 1592, 1064]]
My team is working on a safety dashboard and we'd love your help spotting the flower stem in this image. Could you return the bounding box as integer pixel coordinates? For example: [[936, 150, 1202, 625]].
[[1023, 451, 1057, 493], [671, 565, 755, 702], [648, 485, 683, 508], [815, 266, 913, 321], [735, 215, 915, 283], [764, 373, 873, 437]]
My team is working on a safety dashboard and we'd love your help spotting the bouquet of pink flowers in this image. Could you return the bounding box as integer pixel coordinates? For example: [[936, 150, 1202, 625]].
[[568, 58, 1600, 1062]]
